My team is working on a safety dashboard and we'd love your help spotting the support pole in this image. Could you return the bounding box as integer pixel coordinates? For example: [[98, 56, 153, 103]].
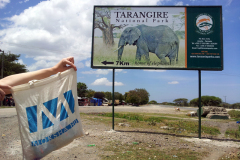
[[112, 69, 115, 130], [198, 70, 201, 139]]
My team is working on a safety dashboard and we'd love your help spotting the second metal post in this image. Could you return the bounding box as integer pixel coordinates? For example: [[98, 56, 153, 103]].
[[112, 69, 115, 130]]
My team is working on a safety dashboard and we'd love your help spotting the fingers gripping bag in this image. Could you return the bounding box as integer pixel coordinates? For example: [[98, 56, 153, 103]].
[[11, 68, 84, 160]]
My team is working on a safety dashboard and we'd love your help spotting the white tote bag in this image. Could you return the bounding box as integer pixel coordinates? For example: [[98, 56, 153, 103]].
[[12, 68, 84, 160]]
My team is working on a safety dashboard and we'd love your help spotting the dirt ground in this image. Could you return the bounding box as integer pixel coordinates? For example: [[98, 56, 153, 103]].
[[0, 105, 239, 160]]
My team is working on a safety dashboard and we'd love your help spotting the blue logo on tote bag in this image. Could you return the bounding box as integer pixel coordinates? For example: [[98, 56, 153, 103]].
[[26, 90, 75, 133]]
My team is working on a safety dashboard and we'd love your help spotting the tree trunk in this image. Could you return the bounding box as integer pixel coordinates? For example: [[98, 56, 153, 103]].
[[102, 26, 114, 47]]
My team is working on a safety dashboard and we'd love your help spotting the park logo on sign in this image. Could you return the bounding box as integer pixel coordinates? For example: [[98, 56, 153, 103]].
[[195, 13, 214, 35]]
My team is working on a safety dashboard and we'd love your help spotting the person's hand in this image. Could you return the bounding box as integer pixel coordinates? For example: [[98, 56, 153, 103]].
[[0, 84, 12, 101], [52, 57, 77, 73]]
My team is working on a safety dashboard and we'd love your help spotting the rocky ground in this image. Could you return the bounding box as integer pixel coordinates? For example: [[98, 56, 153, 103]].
[[0, 105, 239, 160]]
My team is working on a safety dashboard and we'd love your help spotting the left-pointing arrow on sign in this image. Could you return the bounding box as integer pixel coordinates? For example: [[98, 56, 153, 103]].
[[101, 61, 114, 65]]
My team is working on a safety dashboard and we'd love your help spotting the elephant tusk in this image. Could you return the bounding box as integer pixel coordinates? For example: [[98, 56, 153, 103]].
[[113, 46, 123, 52]]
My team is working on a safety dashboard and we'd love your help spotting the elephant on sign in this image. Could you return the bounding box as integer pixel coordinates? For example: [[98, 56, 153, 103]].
[[116, 25, 179, 65]]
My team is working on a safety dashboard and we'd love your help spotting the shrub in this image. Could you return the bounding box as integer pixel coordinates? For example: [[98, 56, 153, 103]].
[[231, 103, 240, 109], [148, 100, 157, 104], [225, 126, 240, 139], [228, 110, 240, 119]]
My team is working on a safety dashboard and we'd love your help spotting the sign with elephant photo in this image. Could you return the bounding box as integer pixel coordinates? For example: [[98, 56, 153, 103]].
[[91, 6, 223, 70]]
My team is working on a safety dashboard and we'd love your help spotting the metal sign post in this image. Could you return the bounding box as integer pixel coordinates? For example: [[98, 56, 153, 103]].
[[112, 69, 115, 130], [198, 70, 201, 139]]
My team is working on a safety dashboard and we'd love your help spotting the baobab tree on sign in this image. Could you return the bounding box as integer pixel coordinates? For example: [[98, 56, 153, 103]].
[[94, 7, 128, 47]]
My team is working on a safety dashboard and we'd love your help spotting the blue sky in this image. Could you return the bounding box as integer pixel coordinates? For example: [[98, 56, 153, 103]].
[[0, 0, 239, 104]]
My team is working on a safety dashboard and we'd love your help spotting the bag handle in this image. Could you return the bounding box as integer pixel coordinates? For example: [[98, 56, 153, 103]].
[[28, 80, 38, 86]]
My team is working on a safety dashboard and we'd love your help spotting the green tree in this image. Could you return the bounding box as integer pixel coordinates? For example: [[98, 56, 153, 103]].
[[118, 93, 124, 102], [0, 52, 28, 77], [86, 89, 95, 98], [77, 82, 87, 97], [190, 98, 198, 106], [114, 92, 121, 100], [104, 91, 112, 100], [126, 88, 150, 105], [114, 92, 123, 101], [94, 92, 105, 100], [148, 100, 157, 104], [231, 103, 240, 109], [190, 96, 222, 107], [124, 92, 129, 102], [136, 88, 149, 104], [173, 98, 188, 106], [94, 7, 128, 46], [126, 90, 139, 104], [201, 96, 222, 106], [219, 102, 231, 108]]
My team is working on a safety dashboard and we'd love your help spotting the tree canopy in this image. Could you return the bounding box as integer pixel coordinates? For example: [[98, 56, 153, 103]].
[[103, 91, 112, 100], [94, 92, 105, 100], [190, 96, 222, 106], [126, 88, 149, 105], [173, 98, 188, 106], [0, 52, 28, 77], [86, 89, 95, 98], [231, 103, 240, 109], [77, 82, 88, 97], [148, 100, 158, 104], [94, 7, 128, 46], [113, 92, 123, 102]]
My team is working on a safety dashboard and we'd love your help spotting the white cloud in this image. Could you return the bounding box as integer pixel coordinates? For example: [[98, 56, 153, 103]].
[[75, 62, 84, 69], [175, 1, 183, 6], [0, 0, 10, 9], [0, 0, 159, 71], [168, 81, 179, 84], [226, 0, 233, 6], [17, 59, 24, 65], [27, 60, 56, 71], [115, 69, 127, 73], [85, 60, 90, 67], [19, 0, 29, 4], [91, 77, 124, 86], [144, 70, 166, 72], [115, 69, 123, 72], [82, 69, 111, 75]]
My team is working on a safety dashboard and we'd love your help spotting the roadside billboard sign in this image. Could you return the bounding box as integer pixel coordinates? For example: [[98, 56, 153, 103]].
[[91, 6, 223, 70]]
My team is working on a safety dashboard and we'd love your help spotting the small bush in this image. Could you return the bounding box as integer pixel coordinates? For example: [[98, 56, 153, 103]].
[[148, 100, 158, 104], [225, 126, 240, 139], [228, 110, 240, 119], [148, 120, 156, 126], [166, 120, 220, 135]]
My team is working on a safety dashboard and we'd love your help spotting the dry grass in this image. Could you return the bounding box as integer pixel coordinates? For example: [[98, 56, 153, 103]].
[[93, 38, 186, 68]]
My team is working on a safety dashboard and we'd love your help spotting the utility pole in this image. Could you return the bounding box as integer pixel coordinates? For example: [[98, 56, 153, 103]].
[[223, 96, 226, 103]]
